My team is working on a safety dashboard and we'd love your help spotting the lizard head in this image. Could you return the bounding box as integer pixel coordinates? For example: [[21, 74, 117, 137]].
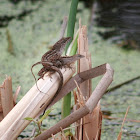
[[53, 37, 71, 54]]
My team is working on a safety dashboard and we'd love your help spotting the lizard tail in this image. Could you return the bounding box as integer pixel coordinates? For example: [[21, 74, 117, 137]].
[[43, 67, 63, 115], [31, 61, 43, 93], [55, 69, 63, 95]]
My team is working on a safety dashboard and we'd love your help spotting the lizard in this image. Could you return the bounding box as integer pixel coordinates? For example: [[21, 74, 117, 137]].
[[31, 37, 71, 92]]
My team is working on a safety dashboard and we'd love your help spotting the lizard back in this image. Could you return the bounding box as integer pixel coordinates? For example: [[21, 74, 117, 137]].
[[41, 37, 71, 62]]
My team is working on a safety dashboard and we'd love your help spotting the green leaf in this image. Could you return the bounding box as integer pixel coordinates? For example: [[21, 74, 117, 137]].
[[38, 108, 52, 124], [24, 117, 34, 121]]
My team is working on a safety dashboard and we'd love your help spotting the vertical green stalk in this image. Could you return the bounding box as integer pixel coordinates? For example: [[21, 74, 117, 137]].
[[62, 0, 79, 120], [65, 0, 79, 53]]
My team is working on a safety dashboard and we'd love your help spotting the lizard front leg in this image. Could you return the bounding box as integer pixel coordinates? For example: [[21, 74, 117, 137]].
[[38, 67, 48, 80], [39, 61, 54, 80]]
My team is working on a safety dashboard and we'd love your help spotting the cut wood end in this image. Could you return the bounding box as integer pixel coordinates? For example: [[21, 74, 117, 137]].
[[0, 82, 5, 89], [6, 76, 12, 81], [13, 86, 21, 104], [106, 63, 114, 79], [0, 76, 12, 89], [106, 63, 114, 72], [81, 26, 87, 36]]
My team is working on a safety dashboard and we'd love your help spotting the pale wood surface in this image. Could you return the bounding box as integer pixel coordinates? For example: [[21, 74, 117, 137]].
[[0, 92, 2, 113], [0, 67, 75, 140], [77, 24, 102, 140], [78, 25, 91, 98], [0, 76, 14, 117]]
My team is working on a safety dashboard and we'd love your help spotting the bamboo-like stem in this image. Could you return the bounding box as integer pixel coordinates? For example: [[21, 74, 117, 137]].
[[62, 0, 79, 121], [65, 0, 79, 53], [0, 67, 75, 140], [34, 64, 114, 140]]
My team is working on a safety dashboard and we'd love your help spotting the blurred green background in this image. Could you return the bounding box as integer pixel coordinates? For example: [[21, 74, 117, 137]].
[[0, 0, 140, 139]]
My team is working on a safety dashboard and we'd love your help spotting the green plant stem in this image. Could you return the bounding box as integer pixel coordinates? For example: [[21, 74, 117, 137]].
[[65, 0, 79, 53], [61, 92, 71, 119], [62, 0, 79, 121]]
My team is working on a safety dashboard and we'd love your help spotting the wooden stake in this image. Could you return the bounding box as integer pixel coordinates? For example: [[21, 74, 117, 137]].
[[77, 24, 102, 140], [0, 76, 14, 117]]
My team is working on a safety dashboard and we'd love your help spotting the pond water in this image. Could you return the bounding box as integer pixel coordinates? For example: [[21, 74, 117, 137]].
[[0, 0, 140, 139]]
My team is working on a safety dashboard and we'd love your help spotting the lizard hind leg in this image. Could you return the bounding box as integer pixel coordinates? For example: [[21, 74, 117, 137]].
[[38, 67, 47, 80], [42, 67, 63, 115], [48, 71, 54, 82], [38, 68, 54, 81], [63, 64, 74, 71]]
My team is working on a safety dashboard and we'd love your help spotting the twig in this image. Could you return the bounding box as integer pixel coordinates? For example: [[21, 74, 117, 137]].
[[13, 86, 21, 104], [103, 115, 140, 123], [60, 127, 67, 140], [106, 76, 140, 93], [117, 106, 130, 140], [30, 127, 36, 138], [74, 80, 86, 107], [63, 122, 90, 131]]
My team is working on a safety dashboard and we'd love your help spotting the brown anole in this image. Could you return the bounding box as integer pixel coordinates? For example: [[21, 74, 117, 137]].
[[31, 37, 71, 92]]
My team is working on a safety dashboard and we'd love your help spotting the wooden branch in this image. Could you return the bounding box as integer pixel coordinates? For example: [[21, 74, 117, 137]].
[[78, 25, 91, 98], [86, 64, 113, 112], [34, 63, 114, 140], [0, 67, 75, 140], [106, 75, 140, 93], [0, 76, 14, 117]]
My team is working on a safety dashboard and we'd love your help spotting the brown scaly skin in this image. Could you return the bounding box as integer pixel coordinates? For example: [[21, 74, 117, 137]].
[[31, 37, 71, 93], [41, 37, 71, 64], [53, 54, 85, 68]]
